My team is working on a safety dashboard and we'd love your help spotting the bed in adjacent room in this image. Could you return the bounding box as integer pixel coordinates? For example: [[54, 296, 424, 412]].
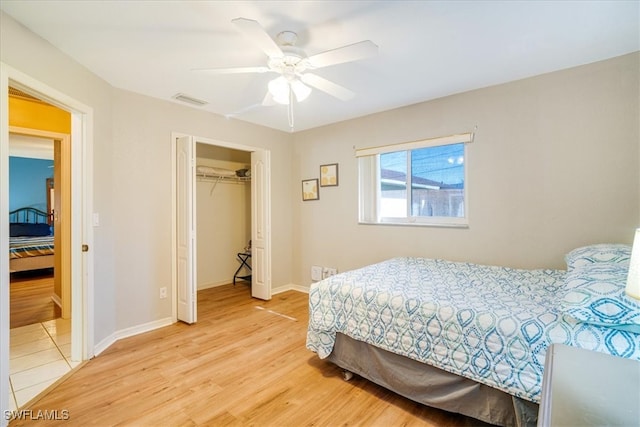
[[9, 207, 54, 273], [306, 245, 640, 427]]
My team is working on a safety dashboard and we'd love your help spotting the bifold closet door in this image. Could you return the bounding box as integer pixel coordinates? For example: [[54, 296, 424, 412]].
[[176, 135, 196, 323]]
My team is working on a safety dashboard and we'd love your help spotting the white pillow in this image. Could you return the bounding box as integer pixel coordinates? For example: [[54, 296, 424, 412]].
[[561, 264, 640, 334], [565, 244, 631, 271]]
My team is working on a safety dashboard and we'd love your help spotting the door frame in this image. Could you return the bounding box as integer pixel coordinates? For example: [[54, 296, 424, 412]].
[[0, 63, 94, 417], [170, 132, 272, 322]]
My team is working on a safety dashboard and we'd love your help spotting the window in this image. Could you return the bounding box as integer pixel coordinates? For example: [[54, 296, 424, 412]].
[[357, 133, 472, 227]]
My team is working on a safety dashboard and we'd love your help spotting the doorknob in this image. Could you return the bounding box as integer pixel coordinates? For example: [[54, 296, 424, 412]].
[[82, 244, 89, 252]]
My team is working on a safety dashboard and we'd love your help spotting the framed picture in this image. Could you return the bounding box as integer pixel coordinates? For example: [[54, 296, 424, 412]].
[[320, 163, 339, 187], [302, 178, 319, 201]]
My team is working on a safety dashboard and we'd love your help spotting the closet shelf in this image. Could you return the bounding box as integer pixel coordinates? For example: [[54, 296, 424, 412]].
[[196, 165, 250, 184], [196, 173, 250, 184]]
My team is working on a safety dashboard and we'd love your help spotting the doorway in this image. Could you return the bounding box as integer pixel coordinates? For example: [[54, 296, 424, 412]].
[[7, 124, 72, 408], [9, 126, 71, 318], [195, 143, 252, 291], [172, 133, 272, 324], [1, 65, 93, 414], [8, 135, 58, 327]]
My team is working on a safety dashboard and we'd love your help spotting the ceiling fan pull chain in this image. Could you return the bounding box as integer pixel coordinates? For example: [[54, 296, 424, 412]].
[[288, 86, 295, 129]]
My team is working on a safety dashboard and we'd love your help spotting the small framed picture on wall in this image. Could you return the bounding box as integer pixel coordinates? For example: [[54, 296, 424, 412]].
[[302, 178, 319, 201], [320, 163, 339, 187]]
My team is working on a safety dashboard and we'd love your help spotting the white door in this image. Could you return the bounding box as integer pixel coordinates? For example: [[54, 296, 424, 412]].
[[251, 149, 271, 300], [176, 136, 196, 323]]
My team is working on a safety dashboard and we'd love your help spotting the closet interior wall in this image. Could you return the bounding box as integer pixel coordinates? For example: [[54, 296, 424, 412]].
[[195, 143, 251, 290]]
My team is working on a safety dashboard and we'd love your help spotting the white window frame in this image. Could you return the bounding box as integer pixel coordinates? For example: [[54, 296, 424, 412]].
[[357, 133, 473, 228]]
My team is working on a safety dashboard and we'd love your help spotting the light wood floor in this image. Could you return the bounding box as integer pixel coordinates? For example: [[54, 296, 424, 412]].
[[10, 270, 60, 329], [10, 284, 486, 426]]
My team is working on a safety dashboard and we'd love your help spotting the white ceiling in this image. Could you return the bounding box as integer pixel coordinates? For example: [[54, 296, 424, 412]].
[[2, 1, 638, 133]]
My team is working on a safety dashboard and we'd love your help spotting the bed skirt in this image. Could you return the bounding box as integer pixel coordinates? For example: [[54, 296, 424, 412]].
[[326, 333, 539, 427]]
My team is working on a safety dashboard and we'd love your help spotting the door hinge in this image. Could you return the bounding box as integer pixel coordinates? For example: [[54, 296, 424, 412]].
[[82, 244, 89, 252]]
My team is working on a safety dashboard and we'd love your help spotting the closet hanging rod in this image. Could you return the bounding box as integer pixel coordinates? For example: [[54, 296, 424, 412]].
[[196, 173, 250, 183]]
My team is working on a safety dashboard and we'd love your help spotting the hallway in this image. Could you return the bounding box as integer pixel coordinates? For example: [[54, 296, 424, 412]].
[[9, 318, 79, 409], [8, 271, 78, 409]]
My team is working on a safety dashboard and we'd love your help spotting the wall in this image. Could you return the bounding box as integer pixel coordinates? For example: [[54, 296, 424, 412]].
[[110, 89, 292, 329], [292, 52, 640, 287], [196, 150, 251, 289], [1, 10, 117, 348], [8, 157, 53, 212]]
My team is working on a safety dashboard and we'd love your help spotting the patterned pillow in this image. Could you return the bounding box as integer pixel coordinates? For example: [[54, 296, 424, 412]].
[[561, 264, 640, 334], [565, 244, 632, 271]]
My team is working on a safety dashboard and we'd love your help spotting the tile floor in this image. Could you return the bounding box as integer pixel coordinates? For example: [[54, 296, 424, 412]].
[[9, 318, 81, 410]]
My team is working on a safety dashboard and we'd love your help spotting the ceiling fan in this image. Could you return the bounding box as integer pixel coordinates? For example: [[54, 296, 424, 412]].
[[194, 18, 378, 129]]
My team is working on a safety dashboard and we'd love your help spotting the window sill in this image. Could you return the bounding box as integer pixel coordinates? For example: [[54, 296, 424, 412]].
[[358, 220, 469, 229]]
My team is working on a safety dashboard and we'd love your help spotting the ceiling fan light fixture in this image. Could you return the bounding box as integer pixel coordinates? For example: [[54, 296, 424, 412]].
[[268, 76, 290, 104], [268, 76, 311, 105], [199, 17, 379, 130], [291, 79, 311, 102]]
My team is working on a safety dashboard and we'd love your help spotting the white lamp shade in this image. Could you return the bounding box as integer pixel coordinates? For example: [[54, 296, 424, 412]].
[[268, 76, 311, 105], [268, 76, 290, 105], [291, 79, 311, 102], [626, 229, 640, 299]]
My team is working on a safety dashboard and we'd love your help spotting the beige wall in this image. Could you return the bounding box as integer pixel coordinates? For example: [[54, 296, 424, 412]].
[[1, 11, 118, 341], [110, 89, 293, 329], [292, 52, 640, 286]]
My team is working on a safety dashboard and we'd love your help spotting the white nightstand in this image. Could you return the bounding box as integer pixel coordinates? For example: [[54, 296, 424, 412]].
[[538, 344, 640, 426]]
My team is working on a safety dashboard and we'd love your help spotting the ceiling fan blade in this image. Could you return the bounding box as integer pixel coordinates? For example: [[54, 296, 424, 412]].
[[301, 73, 354, 101], [225, 102, 265, 119], [306, 40, 378, 69], [262, 91, 277, 107], [232, 17, 283, 58], [226, 91, 278, 119], [191, 66, 272, 74]]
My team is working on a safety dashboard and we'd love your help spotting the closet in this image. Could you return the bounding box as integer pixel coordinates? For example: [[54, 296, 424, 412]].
[[195, 143, 251, 290]]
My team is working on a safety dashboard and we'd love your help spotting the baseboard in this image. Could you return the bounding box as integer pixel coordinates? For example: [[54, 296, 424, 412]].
[[51, 294, 62, 309], [272, 283, 309, 295], [93, 317, 173, 356], [197, 280, 232, 290]]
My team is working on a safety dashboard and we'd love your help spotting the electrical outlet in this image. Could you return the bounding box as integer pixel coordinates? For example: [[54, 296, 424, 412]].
[[159, 287, 167, 299], [311, 266, 323, 281], [322, 267, 338, 279]]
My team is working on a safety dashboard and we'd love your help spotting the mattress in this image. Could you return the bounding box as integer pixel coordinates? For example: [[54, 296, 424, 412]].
[[306, 257, 640, 403], [9, 235, 54, 259]]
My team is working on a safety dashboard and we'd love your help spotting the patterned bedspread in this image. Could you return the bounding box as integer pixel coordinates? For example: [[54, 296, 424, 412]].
[[9, 236, 54, 259], [306, 257, 640, 403]]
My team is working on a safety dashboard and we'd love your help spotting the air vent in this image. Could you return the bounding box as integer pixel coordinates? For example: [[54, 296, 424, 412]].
[[9, 86, 48, 104], [172, 93, 208, 107], [9, 87, 37, 99]]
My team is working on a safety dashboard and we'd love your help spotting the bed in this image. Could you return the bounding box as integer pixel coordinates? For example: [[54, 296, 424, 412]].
[[9, 207, 54, 273], [306, 245, 640, 427]]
